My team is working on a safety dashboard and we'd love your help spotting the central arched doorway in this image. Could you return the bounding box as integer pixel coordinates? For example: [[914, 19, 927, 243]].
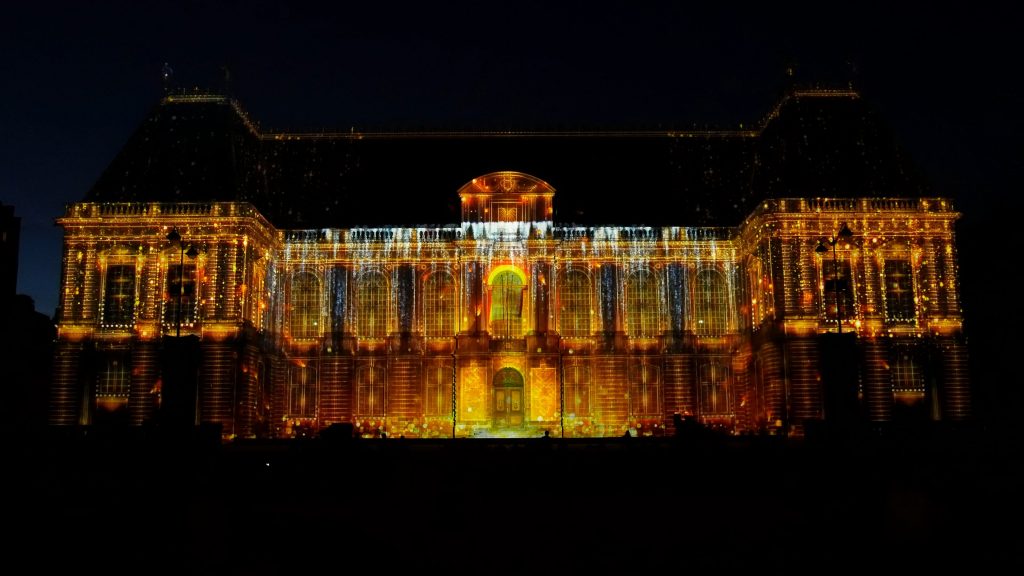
[[488, 266, 526, 339], [493, 367, 524, 427]]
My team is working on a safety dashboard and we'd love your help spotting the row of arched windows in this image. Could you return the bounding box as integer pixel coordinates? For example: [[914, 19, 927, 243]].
[[289, 270, 457, 339], [563, 268, 733, 338], [287, 267, 734, 339]]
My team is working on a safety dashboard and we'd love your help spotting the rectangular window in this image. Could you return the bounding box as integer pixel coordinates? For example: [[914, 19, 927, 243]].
[[699, 362, 730, 415], [884, 260, 915, 323], [357, 364, 386, 416], [823, 261, 855, 323], [629, 362, 661, 415], [563, 361, 591, 417], [102, 264, 136, 327], [892, 351, 925, 394], [287, 364, 317, 417], [424, 359, 453, 416], [97, 357, 130, 398], [494, 203, 518, 222], [164, 263, 198, 329]]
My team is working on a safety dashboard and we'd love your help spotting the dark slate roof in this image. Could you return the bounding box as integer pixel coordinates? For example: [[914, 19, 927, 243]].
[[85, 90, 928, 229]]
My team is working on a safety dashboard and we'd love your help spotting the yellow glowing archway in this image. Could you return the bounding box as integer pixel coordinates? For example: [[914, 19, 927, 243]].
[[487, 265, 527, 339], [486, 264, 528, 285]]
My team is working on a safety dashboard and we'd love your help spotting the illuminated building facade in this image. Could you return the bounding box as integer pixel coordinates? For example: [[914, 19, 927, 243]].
[[49, 90, 971, 438]]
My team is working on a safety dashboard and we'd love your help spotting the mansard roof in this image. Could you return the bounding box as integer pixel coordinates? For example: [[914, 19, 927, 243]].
[[85, 89, 928, 229]]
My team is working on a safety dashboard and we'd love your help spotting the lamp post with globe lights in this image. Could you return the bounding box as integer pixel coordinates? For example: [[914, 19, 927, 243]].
[[815, 223, 854, 333], [166, 227, 199, 337]]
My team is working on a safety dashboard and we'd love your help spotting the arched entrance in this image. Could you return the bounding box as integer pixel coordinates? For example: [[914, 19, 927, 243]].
[[493, 367, 524, 427]]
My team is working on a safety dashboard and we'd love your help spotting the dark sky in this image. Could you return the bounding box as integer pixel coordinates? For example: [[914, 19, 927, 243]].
[[2, 1, 1020, 329]]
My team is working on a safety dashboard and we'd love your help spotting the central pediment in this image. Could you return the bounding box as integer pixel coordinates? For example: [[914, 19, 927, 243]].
[[458, 171, 555, 223]]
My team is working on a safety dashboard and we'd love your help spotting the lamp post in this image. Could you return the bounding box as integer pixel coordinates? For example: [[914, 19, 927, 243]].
[[451, 351, 457, 439], [166, 228, 199, 337], [162, 227, 200, 430], [815, 223, 853, 334]]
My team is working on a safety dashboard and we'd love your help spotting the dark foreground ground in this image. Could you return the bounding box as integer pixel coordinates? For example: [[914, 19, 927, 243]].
[[11, 425, 1022, 574]]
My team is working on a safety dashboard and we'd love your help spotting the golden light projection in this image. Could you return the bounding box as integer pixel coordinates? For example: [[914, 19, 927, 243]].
[[459, 365, 487, 423], [48, 92, 972, 439], [530, 367, 558, 423], [49, 184, 970, 438]]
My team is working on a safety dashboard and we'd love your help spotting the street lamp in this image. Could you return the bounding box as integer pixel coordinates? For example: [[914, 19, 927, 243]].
[[166, 227, 199, 337], [815, 223, 854, 334], [451, 351, 457, 439]]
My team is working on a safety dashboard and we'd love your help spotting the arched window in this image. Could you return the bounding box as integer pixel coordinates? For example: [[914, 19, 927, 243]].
[[694, 269, 728, 336], [560, 270, 592, 337], [490, 270, 524, 338], [357, 271, 389, 338], [290, 272, 321, 339], [423, 271, 455, 339], [102, 264, 136, 328], [626, 270, 659, 338]]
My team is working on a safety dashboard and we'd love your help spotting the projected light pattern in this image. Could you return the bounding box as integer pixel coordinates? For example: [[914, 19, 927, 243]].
[[50, 172, 970, 438]]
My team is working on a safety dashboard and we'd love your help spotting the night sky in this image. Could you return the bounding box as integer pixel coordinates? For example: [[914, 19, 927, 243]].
[[3, 2, 1020, 418]]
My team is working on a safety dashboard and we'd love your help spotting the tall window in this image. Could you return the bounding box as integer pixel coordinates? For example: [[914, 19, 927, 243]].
[[822, 261, 855, 324], [287, 364, 317, 417], [884, 260, 915, 323], [560, 270, 592, 337], [357, 363, 386, 415], [164, 262, 197, 328], [96, 356, 130, 399], [357, 271, 389, 338], [892, 351, 925, 394], [490, 270, 524, 338], [694, 269, 728, 336], [423, 359, 452, 416], [423, 271, 455, 339], [626, 270, 659, 338], [699, 361, 730, 415], [102, 264, 136, 327], [563, 361, 591, 417], [290, 272, 321, 339], [629, 362, 661, 415]]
